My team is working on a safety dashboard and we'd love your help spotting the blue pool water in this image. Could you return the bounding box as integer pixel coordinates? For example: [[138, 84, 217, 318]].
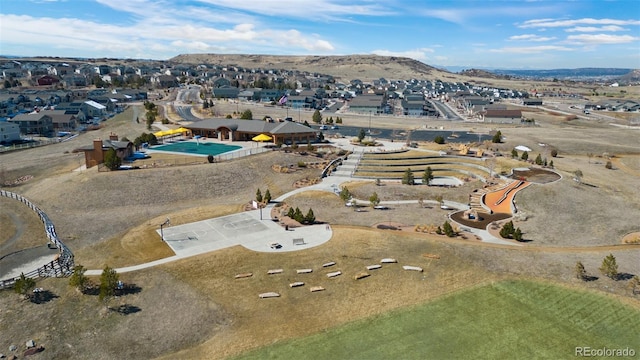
[[151, 141, 242, 156]]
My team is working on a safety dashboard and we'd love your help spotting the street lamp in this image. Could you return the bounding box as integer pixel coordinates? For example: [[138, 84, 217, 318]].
[[368, 111, 372, 134], [160, 218, 170, 241]]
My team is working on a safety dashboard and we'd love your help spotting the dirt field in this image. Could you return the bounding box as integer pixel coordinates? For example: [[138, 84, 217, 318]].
[[1, 100, 639, 359]]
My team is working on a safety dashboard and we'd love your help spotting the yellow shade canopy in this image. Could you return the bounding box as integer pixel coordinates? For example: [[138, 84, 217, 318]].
[[153, 130, 171, 137], [173, 127, 190, 134], [252, 133, 273, 142]]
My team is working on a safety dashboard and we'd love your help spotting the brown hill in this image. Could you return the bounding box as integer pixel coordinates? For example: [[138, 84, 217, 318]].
[[170, 54, 455, 82], [617, 69, 640, 85]]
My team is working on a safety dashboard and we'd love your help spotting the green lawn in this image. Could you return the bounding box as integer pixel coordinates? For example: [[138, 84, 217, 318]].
[[233, 280, 640, 360]]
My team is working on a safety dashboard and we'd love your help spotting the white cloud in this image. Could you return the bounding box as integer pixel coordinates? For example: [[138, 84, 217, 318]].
[[195, 0, 389, 19], [371, 48, 435, 61], [489, 45, 573, 54], [566, 34, 638, 45], [0, 8, 336, 58], [419, 5, 560, 25], [520, 18, 640, 29], [509, 34, 556, 42], [565, 25, 627, 32]]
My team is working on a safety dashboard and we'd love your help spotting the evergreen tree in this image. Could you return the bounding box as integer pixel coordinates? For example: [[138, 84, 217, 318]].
[[599, 253, 619, 280], [255, 189, 263, 203], [336, 117, 342, 124], [423, 166, 434, 185], [14, 273, 36, 299], [499, 221, 515, 238], [535, 154, 543, 165], [513, 228, 523, 241], [492, 130, 502, 143], [99, 266, 119, 303], [287, 207, 295, 218], [69, 265, 90, 293], [549, 160, 554, 168], [293, 207, 304, 223], [402, 168, 415, 185], [443, 221, 455, 237], [575, 261, 587, 280], [104, 148, 121, 170], [339, 187, 352, 202], [312, 109, 322, 124], [511, 149, 518, 158], [521, 151, 529, 161], [304, 208, 316, 224], [240, 109, 253, 119], [263, 189, 271, 204], [358, 128, 366, 142], [369, 192, 380, 207]]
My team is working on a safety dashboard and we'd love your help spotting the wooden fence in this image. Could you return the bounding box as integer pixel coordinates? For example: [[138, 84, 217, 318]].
[[0, 190, 75, 289]]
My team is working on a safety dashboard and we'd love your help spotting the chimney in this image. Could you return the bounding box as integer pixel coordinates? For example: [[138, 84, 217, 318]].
[[109, 132, 118, 141], [93, 139, 104, 164]]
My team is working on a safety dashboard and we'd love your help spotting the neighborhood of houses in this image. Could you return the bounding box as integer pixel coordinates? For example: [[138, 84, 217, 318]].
[[1, 58, 639, 148]]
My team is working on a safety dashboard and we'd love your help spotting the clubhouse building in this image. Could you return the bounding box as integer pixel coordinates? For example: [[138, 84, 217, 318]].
[[186, 118, 318, 145]]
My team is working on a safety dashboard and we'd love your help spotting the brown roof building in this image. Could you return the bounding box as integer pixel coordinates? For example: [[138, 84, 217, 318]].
[[75, 133, 134, 168]]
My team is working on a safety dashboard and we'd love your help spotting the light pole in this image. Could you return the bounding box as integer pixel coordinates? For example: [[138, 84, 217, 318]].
[[368, 111, 372, 134], [160, 218, 170, 241]]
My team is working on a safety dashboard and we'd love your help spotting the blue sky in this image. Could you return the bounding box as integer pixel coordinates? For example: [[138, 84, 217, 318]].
[[1, 0, 639, 69]]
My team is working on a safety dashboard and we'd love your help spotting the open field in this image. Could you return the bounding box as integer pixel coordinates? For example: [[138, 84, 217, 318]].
[[1, 93, 640, 359], [234, 280, 640, 360]]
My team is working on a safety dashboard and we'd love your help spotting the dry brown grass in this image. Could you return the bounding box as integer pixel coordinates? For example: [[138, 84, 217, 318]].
[[0, 197, 49, 256], [159, 226, 500, 359]]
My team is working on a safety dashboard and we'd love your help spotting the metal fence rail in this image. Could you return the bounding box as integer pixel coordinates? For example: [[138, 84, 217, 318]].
[[0, 190, 75, 289]]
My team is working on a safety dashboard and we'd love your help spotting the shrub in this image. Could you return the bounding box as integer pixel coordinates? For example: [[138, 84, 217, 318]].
[[492, 130, 502, 143], [550, 149, 558, 157], [207, 154, 214, 163], [605, 161, 613, 169], [434, 135, 445, 144], [297, 161, 307, 168]]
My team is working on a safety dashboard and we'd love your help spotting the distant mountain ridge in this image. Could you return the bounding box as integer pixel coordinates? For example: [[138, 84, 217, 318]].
[[489, 68, 635, 81]]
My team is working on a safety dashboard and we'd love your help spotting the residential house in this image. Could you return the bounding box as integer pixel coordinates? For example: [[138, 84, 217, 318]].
[[348, 95, 386, 114], [8, 113, 54, 135], [150, 74, 179, 88], [37, 75, 60, 86], [0, 121, 21, 144], [212, 86, 240, 99], [82, 100, 107, 119], [75, 133, 134, 168], [39, 109, 77, 131]]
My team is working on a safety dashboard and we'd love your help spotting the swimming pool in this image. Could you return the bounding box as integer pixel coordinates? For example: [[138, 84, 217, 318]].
[[150, 141, 242, 156]]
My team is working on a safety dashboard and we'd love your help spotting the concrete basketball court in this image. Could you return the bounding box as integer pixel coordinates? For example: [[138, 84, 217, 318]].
[[156, 209, 333, 257]]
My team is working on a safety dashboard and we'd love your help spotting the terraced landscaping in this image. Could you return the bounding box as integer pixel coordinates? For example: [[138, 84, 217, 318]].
[[354, 151, 491, 181]]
